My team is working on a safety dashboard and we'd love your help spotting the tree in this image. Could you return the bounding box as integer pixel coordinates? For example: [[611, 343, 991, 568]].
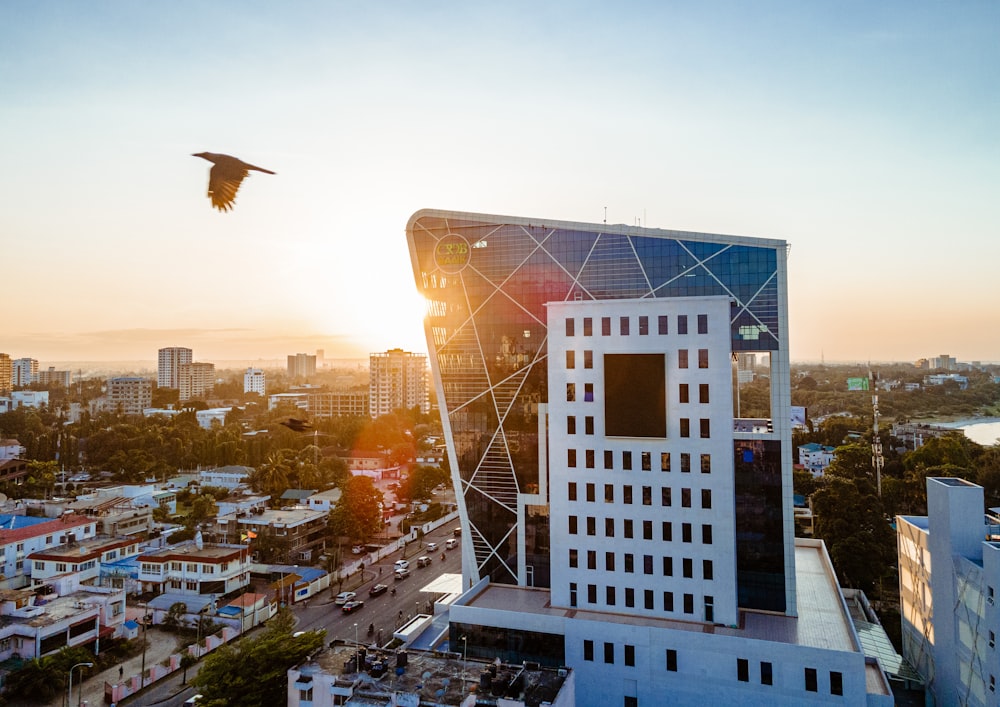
[[180, 651, 199, 685], [824, 443, 873, 481], [190, 609, 324, 707], [328, 476, 384, 543], [163, 601, 188, 632]]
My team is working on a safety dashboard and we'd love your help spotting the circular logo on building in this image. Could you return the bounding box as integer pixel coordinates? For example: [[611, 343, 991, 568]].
[[434, 233, 471, 273]]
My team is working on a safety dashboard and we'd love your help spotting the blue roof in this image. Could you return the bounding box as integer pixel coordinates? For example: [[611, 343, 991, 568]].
[[123, 620, 139, 630], [0, 514, 52, 530], [269, 564, 326, 584]]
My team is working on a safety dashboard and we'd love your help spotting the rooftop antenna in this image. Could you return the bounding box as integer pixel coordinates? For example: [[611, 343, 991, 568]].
[[603, 206, 607, 224], [869, 366, 884, 497]]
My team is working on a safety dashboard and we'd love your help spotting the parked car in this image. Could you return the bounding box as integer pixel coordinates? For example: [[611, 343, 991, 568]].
[[445, 538, 459, 550], [394, 559, 410, 571], [416, 555, 432, 567], [184, 697, 203, 706], [394, 567, 411, 580], [341, 600, 365, 614], [334, 591, 356, 605], [369, 583, 389, 597], [453, 527, 462, 537], [426, 542, 439, 552], [351, 545, 364, 554]]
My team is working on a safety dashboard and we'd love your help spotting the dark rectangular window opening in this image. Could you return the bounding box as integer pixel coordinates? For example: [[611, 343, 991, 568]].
[[677, 315, 688, 335], [583, 317, 593, 336], [604, 642, 614, 664], [604, 354, 666, 437], [805, 668, 818, 692], [620, 317, 629, 335], [666, 649, 677, 672], [583, 638, 593, 661], [658, 315, 668, 335], [638, 316, 648, 335], [565, 318, 575, 336], [737, 658, 749, 682], [761, 661, 773, 686], [830, 671, 843, 696], [697, 314, 708, 334], [601, 317, 611, 336]]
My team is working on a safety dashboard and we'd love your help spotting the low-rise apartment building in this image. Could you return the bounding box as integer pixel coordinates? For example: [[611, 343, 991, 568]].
[[136, 542, 250, 597]]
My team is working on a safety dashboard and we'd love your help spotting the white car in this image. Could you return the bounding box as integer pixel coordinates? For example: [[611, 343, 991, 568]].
[[394, 559, 410, 571], [334, 591, 356, 605], [426, 542, 439, 552], [445, 538, 459, 550], [416, 555, 432, 567]]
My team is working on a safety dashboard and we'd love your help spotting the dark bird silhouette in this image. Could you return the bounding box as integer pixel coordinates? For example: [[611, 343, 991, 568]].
[[279, 418, 313, 433], [192, 152, 275, 211]]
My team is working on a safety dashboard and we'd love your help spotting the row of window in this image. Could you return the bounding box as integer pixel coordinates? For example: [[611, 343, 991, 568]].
[[568, 549, 715, 580], [581, 645, 845, 698], [565, 349, 709, 375], [568, 516, 714, 543], [568, 447, 713, 473], [567, 482, 712, 509], [574, 585, 714, 617], [565, 313, 710, 338]]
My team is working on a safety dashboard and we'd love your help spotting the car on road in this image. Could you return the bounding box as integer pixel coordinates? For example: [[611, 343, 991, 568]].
[[394, 567, 411, 580], [394, 559, 410, 571], [334, 591, 356, 605], [351, 545, 364, 554], [369, 583, 389, 597], [416, 555, 432, 567], [453, 526, 461, 536], [426, 542, 439, 552], [184, 696, 203, 706], [446, 538, 459, 550], [341, 600, 365, 614]]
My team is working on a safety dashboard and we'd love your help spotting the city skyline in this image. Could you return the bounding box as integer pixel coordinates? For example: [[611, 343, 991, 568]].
[[2, 2, 998, 363]]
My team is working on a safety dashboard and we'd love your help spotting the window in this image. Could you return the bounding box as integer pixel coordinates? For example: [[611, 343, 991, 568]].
[[680, 453, 691, 473], [586, 483, 596, 502], [625, 698, 637, 707], [620, 317, 630, 335], [568, 449, 577, 467], [661, 487, 672, 506], [699, 383, 709, 403], [662, 521, 672, 541], [569, 516, 578, 534], [683, 593, 694, 614], [737, 658, 749, 682], [830, 671, 843, 696], [678, 349, 688, 368], [583, 317, 593, 336], [588, 584, 597, 603], [585, 416, 594, 434], [586, 449, 595, 468], [625, 587, 635, 608], [624, 519, 634, 538], [300, 687, 313, 701], [606, 552, 616, 571], [606, 586, 616, 605], [703, 559, 714, 580], [569, 549, 578, 568], [642, 452, 651, 471], [643, 519, 653, 539], [679, 383, 689, 403], [584, 350, 593, 369], [606, 518, 615, 537], [639, 316, 649, 335], [664, 591, 675, 611], [625, 553, 634, 573], [566, 318, 575, 336], [568, 482, 577, 501], [761, 661, 773, 686], [700, 454, 712, 474], [680, 419, 690, 437], [698, 349, 708, 368], [33, 561, 45, 571], [701, 489, 712, 509], [624, 485, 633, 504], [566, 350, 575, 368], [625, 644, 635, 666], [683, 558, 693, 578], [644, 555, 654, 574], [805, 667, 818, 692], [570, 582, 578, 607], [583, 639, 594, 661], [682, 523, 692, 543], [567, 416, 577, 434], [623, 451, 633, 470], [645, 589, 654, 609], [567, 383, 576, 402], [661, 452, 670, 471], [697, 314, 708, 334], [681, 488, 691, 508], [604, 450, 614, 469], [702, 524, 713, 544], [602, 317, 611, 336], [605, 484, 614, 502], [658, 315, 668, 335], [588, 550, 597, 569], [587, 517, 596, 535], [604, 642, 614, 664], [584, 383, 594, 401], [666, 649, 677, 672], [700, 419, 710, 438], [663, 556, 673, 576]]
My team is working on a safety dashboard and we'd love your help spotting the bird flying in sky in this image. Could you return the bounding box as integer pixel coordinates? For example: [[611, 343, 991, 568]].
[[192, 152, 275, 211]]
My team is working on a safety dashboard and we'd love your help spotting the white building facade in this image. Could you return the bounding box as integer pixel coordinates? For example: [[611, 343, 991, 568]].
[[157, 346, 193, 389], [12, 358, 38, 387], [244, 367, 266, 396], [368, 348, 428, 418]]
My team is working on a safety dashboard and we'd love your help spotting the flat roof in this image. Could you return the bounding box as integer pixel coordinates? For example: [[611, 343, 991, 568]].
[[466, 540, 859, 653]]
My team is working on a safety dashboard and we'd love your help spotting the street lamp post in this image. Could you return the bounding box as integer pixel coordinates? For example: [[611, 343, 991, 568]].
[[461, 635, 467, 688], [68, 661, 93, 707]]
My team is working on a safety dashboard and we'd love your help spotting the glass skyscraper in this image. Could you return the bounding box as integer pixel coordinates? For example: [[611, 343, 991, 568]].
[[406, 209, 795, 614]]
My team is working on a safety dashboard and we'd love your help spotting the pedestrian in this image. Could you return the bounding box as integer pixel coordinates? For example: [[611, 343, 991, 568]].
[[119, 665, 124, 679], [379, 566, 382, 576]]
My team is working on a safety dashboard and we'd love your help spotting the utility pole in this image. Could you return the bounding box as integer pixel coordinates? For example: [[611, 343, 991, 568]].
[[869, 368, 884, 497]]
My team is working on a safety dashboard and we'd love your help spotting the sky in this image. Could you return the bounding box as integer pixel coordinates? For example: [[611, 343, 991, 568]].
[[1, 1, 998, 366]]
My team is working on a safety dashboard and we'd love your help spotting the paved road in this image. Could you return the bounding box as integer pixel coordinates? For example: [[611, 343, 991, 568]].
[[117, 524, 461, 706]]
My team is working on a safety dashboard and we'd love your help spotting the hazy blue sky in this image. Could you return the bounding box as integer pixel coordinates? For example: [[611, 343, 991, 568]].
[[2, 1, 997, 364]]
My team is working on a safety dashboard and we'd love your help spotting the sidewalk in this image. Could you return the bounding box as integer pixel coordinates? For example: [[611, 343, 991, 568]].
[[46, 626, 181, 707]]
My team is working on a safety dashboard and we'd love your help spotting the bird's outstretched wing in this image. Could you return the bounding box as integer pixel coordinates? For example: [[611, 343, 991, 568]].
[[208, 162, 250, 212]]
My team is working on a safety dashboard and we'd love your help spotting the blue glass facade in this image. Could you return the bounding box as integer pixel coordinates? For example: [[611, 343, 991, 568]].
[[407, 210, 791, 611]]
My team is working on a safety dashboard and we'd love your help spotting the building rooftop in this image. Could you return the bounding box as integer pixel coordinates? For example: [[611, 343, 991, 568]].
[[28, 535, 135, 562], [138, 542, 246, 563]]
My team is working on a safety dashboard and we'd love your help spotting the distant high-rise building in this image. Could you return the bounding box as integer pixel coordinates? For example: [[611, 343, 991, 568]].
[[369, 348, 428, 418], [244, 367, 266, 396], [107, 377, 152, 416], [287, 353, 317, 380], [0, 354, 11, 393], [931, 354, 957, 371], [316, 349, 325, 368], [34, 367, 72, 388], [179, 362, 215, 402], [157, 347, 193, 389], [12, 358, 37, 387]]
